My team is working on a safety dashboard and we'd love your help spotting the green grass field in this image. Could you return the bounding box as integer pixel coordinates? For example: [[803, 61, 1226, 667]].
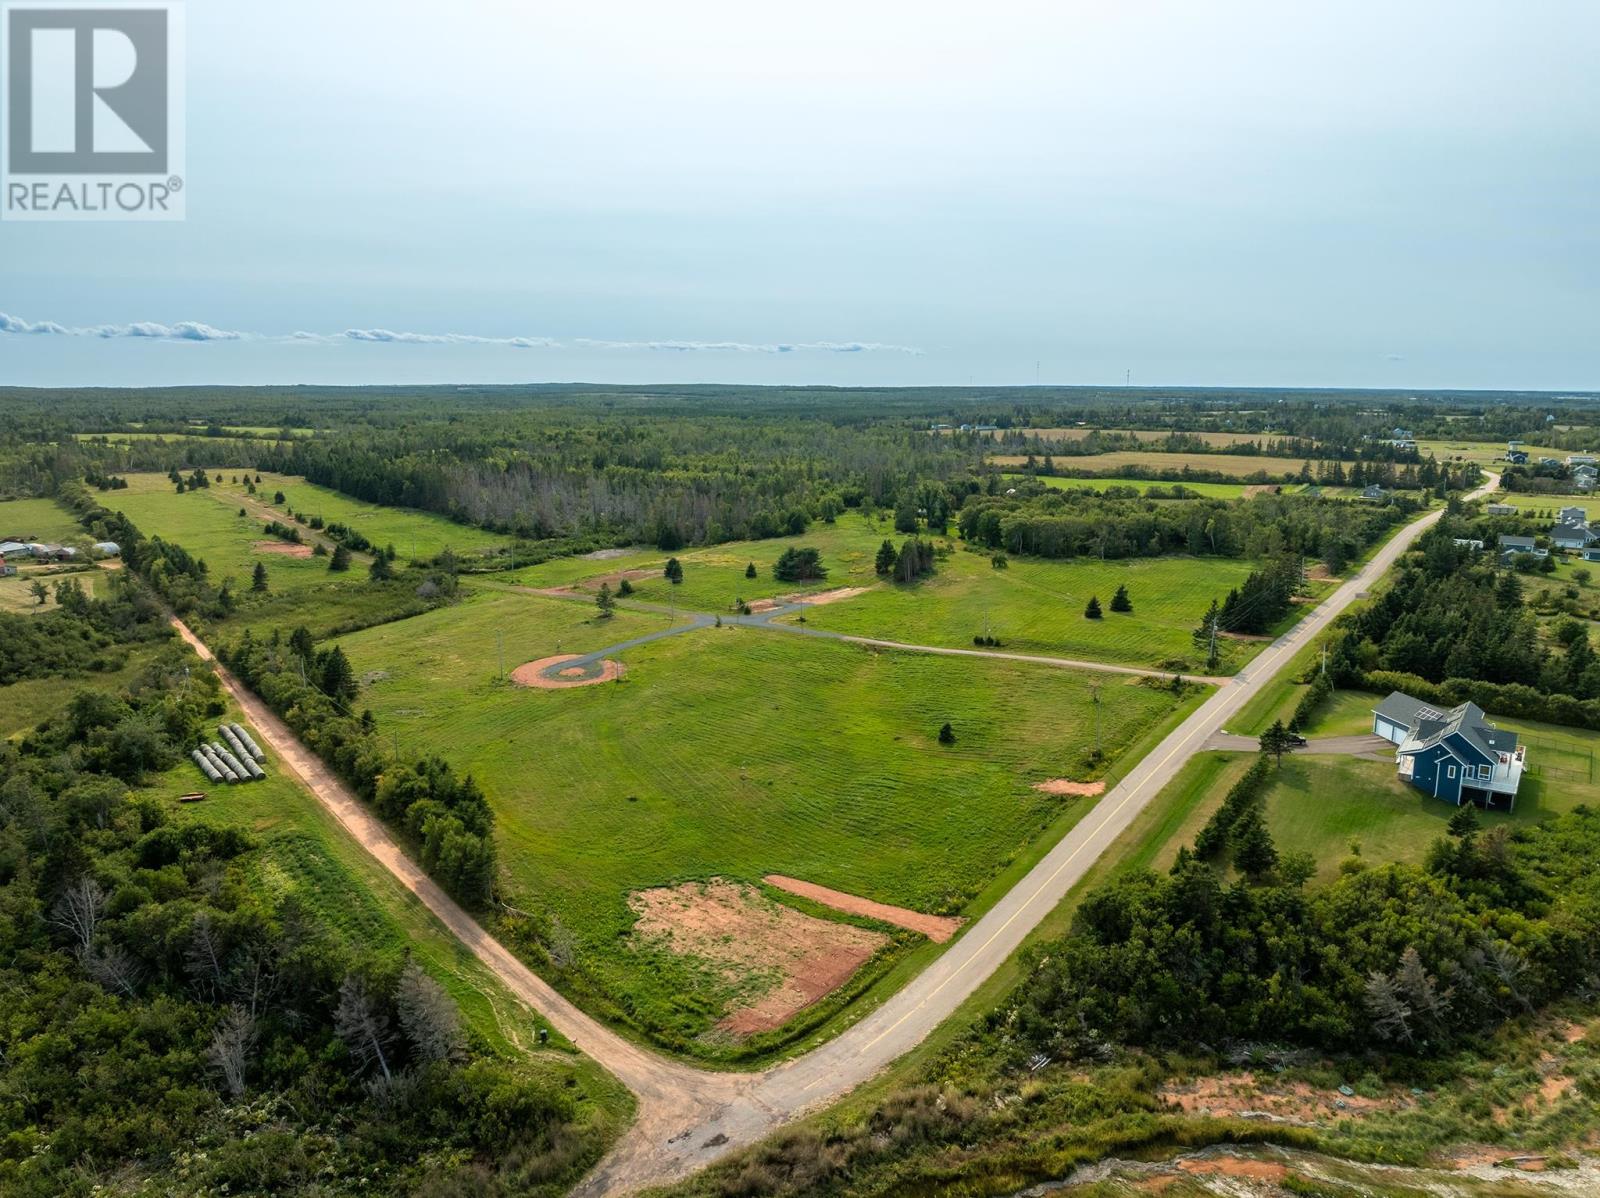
[[228, 471, 509, 561], [105, 473, 343, 592], [0, 495, 87, 543], [788, 548, 1276, 672], [1494, 493, 1600, 520], [336, 590, 1190, 1045], [1418, 438, 1527, 466], [989, 450, 1315, 478], [496, 513, 1283, 673], [1004, 474, 1263, 499], [0, 564, 114, 613]]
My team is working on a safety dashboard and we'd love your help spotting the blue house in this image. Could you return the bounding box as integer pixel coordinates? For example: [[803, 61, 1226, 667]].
[[1372, 692, 1526, 811]]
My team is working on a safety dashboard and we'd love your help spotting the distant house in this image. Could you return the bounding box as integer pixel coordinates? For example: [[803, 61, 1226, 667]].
[[1507, 440, 1524, 452], [1391, 427, 1413, 440], [93, 541, 121, 557], [0, 540, 29, 557], [1540, 456, 1562, 467], [1497, 534, 1545, 562], [1372, 692, 1526, 811], [1568, 454, 1597, 467], [1577, 475, 1597, 492], [1452, 538, 1485, 552], [1359, 484, 1388, 500], [0, 555, 14, 578], [1485, 503, 1516, 516], [1505, 451, 1529, 465], [1560, 506, 1588, 523], [1584, 547, 1600, 563]]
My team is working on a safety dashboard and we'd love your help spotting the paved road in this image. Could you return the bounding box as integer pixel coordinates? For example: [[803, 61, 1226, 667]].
[[174, 478, 1493, 1197]]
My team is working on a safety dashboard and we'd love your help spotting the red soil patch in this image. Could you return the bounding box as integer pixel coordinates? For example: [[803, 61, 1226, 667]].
[[252, 540, 314, 558], [1560, 1020, 1589, 1043], [1175, 1156, 1288, 1183], [790, 586, 870, 607], [763, 875, 964, 942], [1032, 779, 1106, 797], [629, 879, 888, 1037], [1160, 1072, 1398, 1123], [509, 654, 626, 689]]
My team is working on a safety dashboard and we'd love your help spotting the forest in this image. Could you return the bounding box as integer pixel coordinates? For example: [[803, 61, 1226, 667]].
[[0, 608, 608, 1196], [1327, 522, 1600, 727]]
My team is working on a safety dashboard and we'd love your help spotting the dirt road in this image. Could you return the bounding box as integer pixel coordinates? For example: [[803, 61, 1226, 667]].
[[173, 477, 1494, 1197]]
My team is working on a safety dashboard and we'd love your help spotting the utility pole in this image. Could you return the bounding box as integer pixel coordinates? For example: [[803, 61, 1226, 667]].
[[1321, 643, 1328, 677], [497, 628, 505, 680], [1089, 681, 1102, 757]]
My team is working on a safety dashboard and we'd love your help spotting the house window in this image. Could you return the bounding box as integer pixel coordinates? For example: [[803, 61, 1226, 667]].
[[1478, 764, 1491, 780], [1447, 765, 1456, 779]]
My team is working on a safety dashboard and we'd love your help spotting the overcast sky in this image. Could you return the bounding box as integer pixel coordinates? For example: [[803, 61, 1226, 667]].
[[2, 0, 1596, 390]]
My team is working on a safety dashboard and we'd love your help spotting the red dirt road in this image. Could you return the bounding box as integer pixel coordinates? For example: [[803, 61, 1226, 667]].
[[764, 875, 963, 942]]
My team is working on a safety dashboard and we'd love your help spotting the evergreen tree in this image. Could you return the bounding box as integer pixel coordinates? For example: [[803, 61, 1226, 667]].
[[1110, 584, 1132, 613], [596, 581, 615, 617], [251, 562, 268, 593], [617, 577, 634, 596], [937, 722, 955, 745], [1260, 719, 1293, 764], [664, 557, 684, 584], [874, 539, 898, 576], [319, 645, 358, 704], [1084, 595, 1103, 619], [745, 562, 757, 579], [368, 553, 393, 581], [329, 543, 351, 571], [1230, 806, 1279, 876]]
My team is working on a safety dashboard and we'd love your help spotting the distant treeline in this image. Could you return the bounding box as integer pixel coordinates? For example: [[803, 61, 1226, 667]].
[[957, 489, 1417, 570]]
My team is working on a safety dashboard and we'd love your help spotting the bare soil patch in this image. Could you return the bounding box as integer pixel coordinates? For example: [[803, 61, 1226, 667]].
[[1175, 1155, 1288, 1183], [1160, 1072, 1400, 1124], [745, 598, 781, 614], [252, 540, 314, 558], [789, 586, 870, 607], [1242, 484, 1282, 499], [1032, 778, 1107, 797], [579, 568, 655, 590], [629, 879, 888, 1037], [1219, 630, 1273, 643], [1560, 1020, 1589, 1043], [582, 548, 636, 561], [510, 654, 626, 689], [763, 875, 963, 942]]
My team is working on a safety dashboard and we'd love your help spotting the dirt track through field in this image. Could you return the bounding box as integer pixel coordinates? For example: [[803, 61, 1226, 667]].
[[764, 875, 964, 942], [171, 475, 1496, 1197]]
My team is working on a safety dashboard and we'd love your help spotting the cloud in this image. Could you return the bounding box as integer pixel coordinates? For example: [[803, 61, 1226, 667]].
[[0, 312, 244, 340], [0, 311, 921, 355]]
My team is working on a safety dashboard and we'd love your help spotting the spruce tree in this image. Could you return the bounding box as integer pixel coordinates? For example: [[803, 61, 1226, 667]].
[[875, 539, 898, 576], [1110, 584, 1132, 613], [251, 562, 269, 593], [1084, 595, 1103, 619], [329, 543, 351, 571]]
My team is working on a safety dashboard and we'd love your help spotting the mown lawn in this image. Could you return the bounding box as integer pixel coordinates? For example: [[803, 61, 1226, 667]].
[[496, 513, 1281, 672], [788, 546, 1269, 672], [0, 495, 87, 542], [1006, 474, 1265, 499], [105, 474, 339, 592], [336, 596, 1191, 1043], [223, 471, 509, 561]]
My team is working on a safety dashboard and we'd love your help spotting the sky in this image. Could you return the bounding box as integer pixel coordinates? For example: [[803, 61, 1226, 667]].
[[1, 0, 1596, 390]]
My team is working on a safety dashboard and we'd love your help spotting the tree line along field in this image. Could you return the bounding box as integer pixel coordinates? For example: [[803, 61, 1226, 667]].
[[334, 592, 1191, 1048], [987, 427, 1285, 448], [1004, 474, 1307, 499], [988, 449, 1319, 478]]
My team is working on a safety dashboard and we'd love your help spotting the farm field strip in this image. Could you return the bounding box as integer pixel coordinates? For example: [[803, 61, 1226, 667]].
[[989, 427, 1295, 448], [988, 450, 1318, 477]]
